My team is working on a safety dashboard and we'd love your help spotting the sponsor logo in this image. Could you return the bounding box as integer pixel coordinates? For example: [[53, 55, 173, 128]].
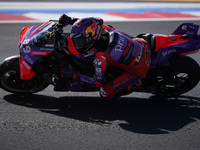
[[123, 40, 131, 56], [83, 49, 97, 58], [94, 59, 102, 65], [115, 34, 125, 52], [113, 75, 135, 90], [162, 49, 176, 57], [85, 21, 101, 40], [182, 25, 187, 31], [31, 51, 51, 56], [95, 67, 103, 80], [86, 22, 98, 37], [39, 47, 54, 51], [22, 60, 30, 70], [24, 55, 33, 64], [182, 24, 195, 31], [45, 44, 54, 47]]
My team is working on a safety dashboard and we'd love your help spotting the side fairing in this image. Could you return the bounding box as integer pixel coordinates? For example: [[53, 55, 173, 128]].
[[151, 33, 200, 67]]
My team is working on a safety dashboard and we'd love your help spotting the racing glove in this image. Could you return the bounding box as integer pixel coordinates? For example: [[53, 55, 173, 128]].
[[59, 14, 78, 27]]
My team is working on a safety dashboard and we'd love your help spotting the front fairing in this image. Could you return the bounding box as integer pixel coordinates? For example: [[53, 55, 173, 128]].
[[19, 21, 56, 80]]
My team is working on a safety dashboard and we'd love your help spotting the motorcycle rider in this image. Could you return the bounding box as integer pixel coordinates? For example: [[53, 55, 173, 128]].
[[59, 14, 151, 98]]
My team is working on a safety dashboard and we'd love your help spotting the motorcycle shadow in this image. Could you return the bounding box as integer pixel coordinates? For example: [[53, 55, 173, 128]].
[[3, 94, 200, 134]]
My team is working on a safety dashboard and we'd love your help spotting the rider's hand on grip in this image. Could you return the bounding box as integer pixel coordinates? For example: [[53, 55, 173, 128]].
[[59, 14, 78, 27]]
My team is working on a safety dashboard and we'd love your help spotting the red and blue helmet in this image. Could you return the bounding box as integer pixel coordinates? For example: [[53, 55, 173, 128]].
[[70, 17, 103, 52]]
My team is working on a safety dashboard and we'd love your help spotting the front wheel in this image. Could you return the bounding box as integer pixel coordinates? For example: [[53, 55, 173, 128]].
[[0, 56, 49, 95]]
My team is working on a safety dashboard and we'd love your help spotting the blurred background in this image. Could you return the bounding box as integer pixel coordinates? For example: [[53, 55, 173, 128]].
[[1, 1, 200, 150]]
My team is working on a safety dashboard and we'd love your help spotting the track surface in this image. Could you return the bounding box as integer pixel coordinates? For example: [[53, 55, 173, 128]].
[[1, 21, 200, 150]]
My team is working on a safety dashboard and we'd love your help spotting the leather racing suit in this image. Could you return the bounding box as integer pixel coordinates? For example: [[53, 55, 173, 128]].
[[92, 25, 151, 98], [60, 15, 151, 98]]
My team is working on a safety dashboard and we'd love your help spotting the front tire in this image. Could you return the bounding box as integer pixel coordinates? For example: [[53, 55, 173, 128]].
[[0, 56, 49, 95]]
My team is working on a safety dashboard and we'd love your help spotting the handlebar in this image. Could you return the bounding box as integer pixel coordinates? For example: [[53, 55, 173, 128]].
[[51, 21, 70, 55], [50, 20, 63, 35]]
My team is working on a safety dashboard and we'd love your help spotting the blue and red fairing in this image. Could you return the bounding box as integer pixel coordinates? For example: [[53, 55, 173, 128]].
[[19, 21, 55, 80]]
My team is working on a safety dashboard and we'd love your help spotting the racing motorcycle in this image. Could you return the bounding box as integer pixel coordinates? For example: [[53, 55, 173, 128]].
[[0, 20, 200, 97]]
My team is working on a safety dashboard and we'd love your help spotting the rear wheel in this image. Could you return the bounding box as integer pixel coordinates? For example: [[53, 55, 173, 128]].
[[0, 56, 49, 94], [145, 56, 200, 96]]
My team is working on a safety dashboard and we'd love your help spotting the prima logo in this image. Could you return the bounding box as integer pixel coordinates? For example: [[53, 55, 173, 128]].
[[115, 34, 125, 52], [162, 49, 176, 57]]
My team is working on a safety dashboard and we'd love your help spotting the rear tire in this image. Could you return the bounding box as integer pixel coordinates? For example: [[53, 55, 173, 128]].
[[154, 56, 200, 96], [0, 56, 49, 95]]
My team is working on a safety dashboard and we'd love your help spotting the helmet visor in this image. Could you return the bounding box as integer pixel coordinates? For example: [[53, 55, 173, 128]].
[[71, 33, 85, 50]]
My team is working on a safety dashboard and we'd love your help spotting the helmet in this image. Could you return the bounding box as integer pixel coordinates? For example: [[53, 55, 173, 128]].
[[70, 17, 103, 52]]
